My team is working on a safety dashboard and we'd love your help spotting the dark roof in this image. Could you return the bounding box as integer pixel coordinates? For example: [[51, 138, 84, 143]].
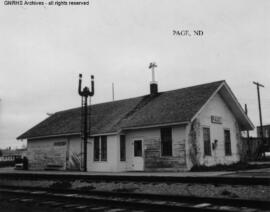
[[17, 80, 224, 140]]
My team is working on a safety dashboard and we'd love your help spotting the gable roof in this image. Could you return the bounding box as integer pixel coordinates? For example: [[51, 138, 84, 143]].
[[17, 80, 253, 140]]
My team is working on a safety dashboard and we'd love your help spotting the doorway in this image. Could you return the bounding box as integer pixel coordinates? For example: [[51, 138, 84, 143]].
[[132, 139, 144, 171]]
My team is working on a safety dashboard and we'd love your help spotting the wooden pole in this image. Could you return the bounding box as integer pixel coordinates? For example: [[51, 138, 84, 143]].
[[245, 104, 250, 139], [112, 83, 115, 101]]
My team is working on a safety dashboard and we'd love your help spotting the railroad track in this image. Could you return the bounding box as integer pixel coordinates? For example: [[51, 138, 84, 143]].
[[0, 172, 269, 185], [0, 185, 269, 212]]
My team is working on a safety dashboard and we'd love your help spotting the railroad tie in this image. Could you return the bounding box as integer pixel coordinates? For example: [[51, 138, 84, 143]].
[[105, 208, 127, 212], [19, 198, 34, 203], [193, 203, 211, 208], [46, 201, 65, 207], [90, 206, 110, 211], [9, 198, 20, 202], [74, 205, 90, 210], [63, 204, 80, 209]]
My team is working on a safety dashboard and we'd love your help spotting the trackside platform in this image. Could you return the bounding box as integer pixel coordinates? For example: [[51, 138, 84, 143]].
[[0, 167, 269, 185]]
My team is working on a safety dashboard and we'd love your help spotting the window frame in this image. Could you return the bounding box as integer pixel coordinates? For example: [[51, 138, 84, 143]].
[[120, 135, 126, 161], [203, 127, 211, 156], [100, 136, 107, 161], [224, 129, 232, 156], [93, 136, 100, 161], [160, 127, 173, 157], [93, 136, 107, 162], [134, 139, 143, 157]]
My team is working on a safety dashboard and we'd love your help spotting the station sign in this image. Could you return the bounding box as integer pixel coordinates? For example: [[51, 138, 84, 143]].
[[211, 115, 222, 124]]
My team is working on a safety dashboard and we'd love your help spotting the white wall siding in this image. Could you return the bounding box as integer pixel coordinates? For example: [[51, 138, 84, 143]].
[[67, 137, 83, 170], [125, 128, 160, 171], [125, 126, 187, 171], [185, 123, 193, 170], [27, 138, 67, 170], [196, 93, 241, 166], [87, 135, 121, 172]]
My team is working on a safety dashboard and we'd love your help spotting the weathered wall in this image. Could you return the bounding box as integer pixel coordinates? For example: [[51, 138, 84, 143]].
[[27, 135, 120, 172], [67, 136, 83, 171], [26, 125, 187, 172], [241, 137, 265, 161], [27, 138, 67, 170], [125, 126, 187, 172], [186, 93, 241, 169], [87, 135, 121, 172]]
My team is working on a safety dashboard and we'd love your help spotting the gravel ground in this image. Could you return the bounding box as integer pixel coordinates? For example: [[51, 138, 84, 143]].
[[0, 194, 69, 212], [72, 180, 270, 201], [0, 178, 269, 201]]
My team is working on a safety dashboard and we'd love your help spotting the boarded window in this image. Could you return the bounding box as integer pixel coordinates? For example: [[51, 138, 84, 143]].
[[101, 136, 107, 161], [161, 127, 172, 156], [203, 127, 211, 156], [134, 140, 142, 157], [94, 137, 99, 161], [224, 129, 232, 156], [120, 135, 126, 161]]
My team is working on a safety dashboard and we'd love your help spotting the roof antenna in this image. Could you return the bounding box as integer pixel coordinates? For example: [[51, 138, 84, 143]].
[[112, 83, 115, 101], [149, 62, 157, 83]]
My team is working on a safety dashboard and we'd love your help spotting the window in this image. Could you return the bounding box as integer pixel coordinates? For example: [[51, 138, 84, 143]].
[[203, 127, 211, 156], [120, 135, 126, 161], [93, 136, 107, 161], [161, 127, 172, 156], [265, 129, 269, 138], [224, 129, 232, 156], [101, 136, 107, 161], [134, 140, 142, 157], [94, 137, 100, 161]]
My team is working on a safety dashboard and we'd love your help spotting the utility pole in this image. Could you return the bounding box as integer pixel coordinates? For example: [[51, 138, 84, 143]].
[[253, 81, 265, 144], [78, 74, 95, 172], [245, 104, 251, 158]]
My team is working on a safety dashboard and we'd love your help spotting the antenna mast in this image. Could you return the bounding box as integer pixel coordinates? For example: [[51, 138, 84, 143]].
[[112, 83, 115, 101], [149, 62, 157, 83]]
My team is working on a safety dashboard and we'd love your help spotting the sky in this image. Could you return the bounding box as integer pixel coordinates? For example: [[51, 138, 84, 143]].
[[0, 0, 269, 149]]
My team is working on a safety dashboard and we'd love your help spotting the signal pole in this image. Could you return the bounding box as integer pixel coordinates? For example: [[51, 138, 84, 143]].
[[253, 81, 265, 144], [78, 74, 95, 172]]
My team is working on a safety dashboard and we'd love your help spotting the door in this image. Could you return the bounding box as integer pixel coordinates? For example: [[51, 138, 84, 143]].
[[132, 139, 144, 171]]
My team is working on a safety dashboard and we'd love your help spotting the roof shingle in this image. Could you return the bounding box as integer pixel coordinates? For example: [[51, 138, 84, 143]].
[[17, 80, 224, 139]]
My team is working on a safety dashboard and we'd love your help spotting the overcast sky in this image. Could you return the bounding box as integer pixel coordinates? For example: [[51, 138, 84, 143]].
[[0, 0, 269, 149]]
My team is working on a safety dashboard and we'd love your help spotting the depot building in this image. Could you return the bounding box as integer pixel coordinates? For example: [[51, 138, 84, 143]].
[[17, 79, 254, 172]]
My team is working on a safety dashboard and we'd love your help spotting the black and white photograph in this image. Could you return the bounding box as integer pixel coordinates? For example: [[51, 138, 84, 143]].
[[0, 0, 269, 211]]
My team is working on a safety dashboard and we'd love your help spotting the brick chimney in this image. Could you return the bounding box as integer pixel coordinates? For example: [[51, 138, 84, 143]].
[[149, 62, 158, 96], [150, 82, 158, 96]]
